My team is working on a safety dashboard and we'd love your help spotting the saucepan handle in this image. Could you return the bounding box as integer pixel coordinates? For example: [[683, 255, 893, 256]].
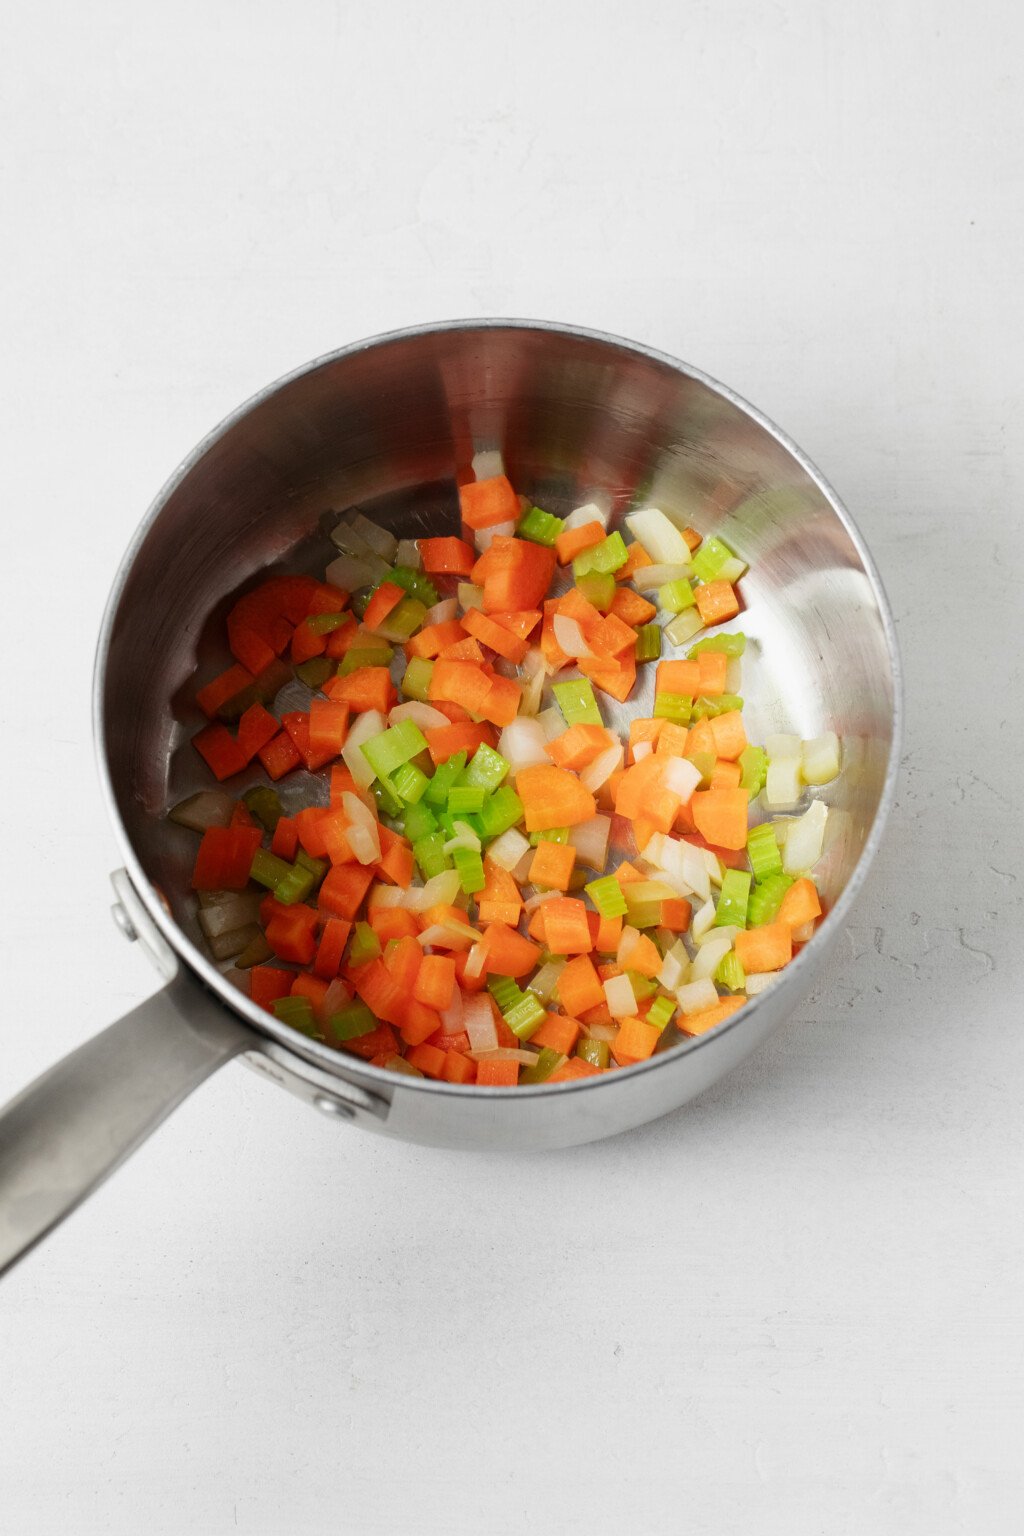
[[0, 979, 252, 1277]]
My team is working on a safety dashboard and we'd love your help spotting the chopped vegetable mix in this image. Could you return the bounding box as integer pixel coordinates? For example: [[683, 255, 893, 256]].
[[173, 471, 840, 1085]]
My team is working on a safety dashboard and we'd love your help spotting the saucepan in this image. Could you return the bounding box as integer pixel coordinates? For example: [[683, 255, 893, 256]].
[[0, 320, 901, 1275]]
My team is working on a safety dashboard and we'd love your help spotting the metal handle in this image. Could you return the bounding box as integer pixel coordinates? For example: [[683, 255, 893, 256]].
[[0, 979, 252, 1277]]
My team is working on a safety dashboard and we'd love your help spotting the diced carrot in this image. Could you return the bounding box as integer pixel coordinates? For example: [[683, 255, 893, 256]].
[[305, 581, 350, 617], [710, 760, 743, 789], [541, 600, 571, 671], [614, 861, 644, 886], [530, 1013, 581, 1056], [660, 897, 692, 932], [685, 717, 716, 758], [527, 906, 549, 944], [690, 788, 749, 850], [196, 663, 255, 719], [587, 612, 636, 659], [250, 965, 293, 1011], [308, 698, 350, 759], [547, 1057, 602, 1082], [614, 542, 653, 583], [677, 996, 746, 1037], [777, 878, 822, 929], [611, 1016, 660, 1064], [323, 618, 359, 659], [441, 1050, 476, 1085], [489, 610, 541, 641], [290, 618, 327, 663], [545, 724, 613, 771], [265, 904, 318, 965], [335, 1022, 398, 1060], [368, 906, 421, 943], [629, 717, 665, 760], [363, 582, 405, 632], [413, 954, 456, 1011], [515, 766, 597, 831], [593, 912, 623, 953], [654, 722, 690, 758], [347, 958, 405, 1026], [405, 618, 466, 659], [577, 652, 636, 702], [694, 580, 740, 626], [555, 521, 605, 564], [317, 810, 354, 865], [291, 972, 329, 1012], [709, 710, 747, 762], [235, 703, 280, 763], [542, 898, 593, 955], [459, 474, 520, 530], [424, 722, 496, 765], [437, 637, 486, 662], [192, 723, 250, 782], [191, 826, 262, 890], [657, 658, 701, 696], [403, 1042, 445, 1078], [475, 1057, 520, 1087], [475, 538, 556, 613], [429, 658, 493, 714], [682, 527, 702, 552], [461, 607, 529, 662], [697, 651, 728, 695], [384, 933, 423, 995], [313, 917, 352, 980], [555, 954, 605, 1015], [609, 586, 657, 626], [227, 623, 277, 676], [476, 860, 523, 927], [615, 756, 681, 833], [319, 863, 375, 920], [481, 922, 542, 978], [419, 536, 476, 576], [619, 932, 662, 978], [373, 825, 413, 889], [528, 839, 576, 891], [329, 668, 396, 715], [734, 922, 793, 973], [270, 815, 299, 860]]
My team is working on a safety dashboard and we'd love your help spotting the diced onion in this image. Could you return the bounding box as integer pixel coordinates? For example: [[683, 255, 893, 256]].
[[580, 742, 623, 793], [198, 892, 263, 939], [702, 849, 724, 888], [535, 707, 565, 742], [342, 792, 381, 864], [370, 869, 460, 911], [662, 756, 701, 803], [801, 732, 841, 785], [624, 508, 692, 565], [518, 662, 546, 717], [689, 934, 732, 982], [388, 700, 450, 730], [690, 897, 717, 940], [424, 598, 458, 625], [320, 978, 352, 1018], [486, 827, 530, 871], [568, 814, 611, 872], [616, 924, 641, 967], [765, 755, 802, 810], [604, 973, 638, 1018], [462, 941, 487, 980], [348, 511, 398, 564], [458, 582, 484, 611], [553, 614, 593, 658], [499, 718, 550, 773], [325, 552, 383, 592], [527, 957, 565, 1002], [658, 940, 689, 990], [583, 1021, 619, 1043], [472, 448, 505, 480], [633, 741, 653, 762], [633, 562, 692, 592], [208, 923, 261, 961], [700, 923, 737, 947], [464, 994, 498, 1052], [466, 1048, 538, 1065], [562, 501, 608, 531], [169, 790, 236, 832], [524, 888, 560, 914], [396, 539, 422, 570], [746, 971, 780, 996], [782, 799, 828, 874], [342, 709, 386, 789], [474, 520, 515, 553], [676, 977, 719, 1014], [440, 986, 465, 1031], [384, 1053, 424, 1077], [417, 921, 479, 951]]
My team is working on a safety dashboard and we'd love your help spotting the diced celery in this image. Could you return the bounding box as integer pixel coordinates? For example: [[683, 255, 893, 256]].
[[659, 578, 696, 612], [294, 849, 328, 889], [294, 657, 335, 689], [585, 875, 629, 918], [401, 656, 434, 702], [505, 992, 546, 1039], [575, 531, 628, 576], [646, 994, 675, 1032], [307, 611, 350, 635], [448, 784, 486, 815], [273, 865, 317, 906], [576, 1037, 609, 1068], [627, 972, 659, 1002], [392, 761, 430, 804], [528, 826, 570, 846], [715, 869, 751, 928], [747, 822, 783, 880], [527, 957, 565, 1003], [634, 624, 661, 662], [685, 749, 717, 786], [387, 565, 439, 607], [374, 595, 427, 641], [402, 801, 438, 841], [739, 745, 768, 796], [553, 678, 602, 727], [653, 691, 693, 723], [338, 644, 394, 675], [715, 951, 746, 991], [451, 846, 486, 895], [477, 785, 524, 838], [372, 777, 404, 818], [243, 786, 283, 832], [349, 921, 382, 966], [487, 975, 520, 1013], [623, 892, 664, 929], [520, 1046, 565, 1083], [691, 535, 737, 584], [461, 744, 509, 794], [689, 632, 747, 658], [517, 505, 564, 546], [272, 995, 319, 1037], [360, 719, 429, 781], [577, 570, 616, 611], [747, 872, 794, 926], [691, 693, 744, 720], [664, 609, 704, 646], [412, 832, 450, 879], [328, 1001, 378, 1040], [250, 848, 294, 891]]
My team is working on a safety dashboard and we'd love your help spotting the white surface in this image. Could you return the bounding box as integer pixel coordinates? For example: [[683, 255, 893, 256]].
[[1, 4, 1022, 1533]]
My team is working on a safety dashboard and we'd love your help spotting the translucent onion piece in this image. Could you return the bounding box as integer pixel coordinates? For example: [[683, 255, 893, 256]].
[[462, 941, 487, 981], [486, 827, 531, 872], [417, 922, 479, 951], [348, 511, 398, 564], [658, 940, 689, 990], [474, 519, 515, 553], [603, 973, 638, 1018], [466, 1048, 538, 1065], [439, 985, 465, 1032], [424, 597, 458, 626], [632, 741, 653, 762], [782, 799, 828, 874], [765, 757, 802, 810], [169, 789, 236, 832], [633, 562, 693, 592], [457, 582, 485, 611], [580, 742, 623, 793], [664, 610, 703, 647], [463, 994, 498, 1053], [689, 934, 732, 982], [700, 923, 738, 947], [342, 792, 382, 864], [676, 977, 720, 1014], [395, 539, 422, 570], [801, 732, 841, 785], [471, 448, 505, 480], [388, 700, 450, 731], [690, 896, 717, 940], [384, 1053, 424, 1077], [624, 508, 692, 566], [371, 869, 460, 911], [616, 924, 641, 968], [662, 756, 702, 803], [513, 848, 534, 884], [499, 717, 549, 773], [702, 848, 723, 888], [562, 501, 608, 532], [553, 614, 593, 658], [197, 892, 263, 939], [518, 663, 545, 717], [582, 1020, 620, 1043], [524, 888, 560, 914], [568, 814, 610, 872], [208, 923, 261, 961], [746, 971, 780, 996], [535, 706, 565, 742], [325, 552, 379, 593], [320, 978, 352, 1017], [526, 957, 565, 1002], [342, 709, 387, 789]]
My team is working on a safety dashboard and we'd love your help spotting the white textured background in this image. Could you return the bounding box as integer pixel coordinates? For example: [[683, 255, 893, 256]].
[[1, 3, 1022, 1533]]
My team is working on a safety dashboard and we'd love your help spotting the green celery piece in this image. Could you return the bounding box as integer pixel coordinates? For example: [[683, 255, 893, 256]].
[[451, 846, 486, 896], [294, 656, 335, 689], [685, 749, 717, 786], [528, 826, 570, 846], [402, 801, 438, 841], [658, 578, 696, 612], [739, 745, 768, 796], [517, 505, 564, 546], [688, 632, 747, 659], [715, 951, 746, 992], [294, 849, 328, 889], [235, 931, 273, 970], [747, 822, 783, 879], [575, 531, 628, 577], [585, 875, 629, 918], [576, 570, 616, 612], [505, 992, 546, 1039], [461, 744, 509, 794], [691, 693, 744, 720], [747, 872, 794, 926], [372, 777, 404, 818], [338, 644, 394, 675], [360, 719, 429, 780], [552, 677, 602, 727], [653, 691, 693, 723], [243, 785, 283, 832], [392, 761, 430, 804], [627, 971, 659, 1002], [425, 751, 467, 806], [273, 866, 317, 906], [272, 995, 320, 1037], [413, 832, 450, 879], [326, 1001, 378, 1042], [520, 1047, 565, 1083], [376, 595, 427, 641], [250, 848, 294, 891], [477, 785, 524, 838], [690, 535, 735, 584], [306, 610, 350, 635], [448, 784, 486, 814], [646, 995, 676, 1032], [623, 890, 663, 929], [715, 869, 752, 928], [576, 1037, 609, 1068], [634, 624, 661, 662], [401, 656, 434, 702], [349, 921, 381, 967], [487, 975, 520, 1012], [388, 565, 439, 608]]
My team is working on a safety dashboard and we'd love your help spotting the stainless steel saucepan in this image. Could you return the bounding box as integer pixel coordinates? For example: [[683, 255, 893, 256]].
[[0, 321, 901, 1275]]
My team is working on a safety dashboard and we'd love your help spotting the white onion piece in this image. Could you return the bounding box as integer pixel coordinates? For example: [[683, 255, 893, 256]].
[[320, 978, 352, 1018], [440, 985, 465, 1032], [563, 501, 607, 531], [370, 868, 461, 911], [632, 741, 653, 763], [726, 656, 743, 693], [417, 922, 478, 951], [801, 732, 841, 785], [664, 610, 703, 646], [330, 516, 373, 557], [766, 733, 801, 759], [342, 792, 381, 864], [569, 814, 610, 872], [472, 448, 504, 480], [518, 663, 545, 717], [342, 709, 386, 789], [580, 742, 623, 793], [526, 957, 565, 1003], [208, 924, 261, 961], [474, 519, 515, 553], [782, 800, 828, 874], [463, 994, 498, 1052], [486, 827, 530, 872], [662, 756, 702, 803], [513, 848, 534, 884], [616, 924, 641, 968], [624, 508, 691, 565], [676, 977, 720, 1014], [583, 1021, 619, 1043], [388, 700, 450, 730], [499, 718, 549, 773], [462, 941, 487, 981], [553, 614, 593, 658], [521, 644, 545, 675], [604, 973, 638, 1018], [198, 893, 263, 939], [169, 790, 236, 832], [348, 511, 398, 564], [458, 582, 484, 611], [746, 971, 780, 996], [524, 888, 560, 914], [717, 555, 747, 584], [467, 1048, 538, 1065], [691, 897, 717, 940], [535, 706, 565, 742], [690, 934, 732, 982], [395, 538, 422, 570], [423, 597, 458, 626], [325, 552, 381, 592], [633, 562, 692, 593], [658, 940, 689, 990], [702, 848, 724, 888], [443, 820, 482, 854], [700, 923, 737, 947]]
